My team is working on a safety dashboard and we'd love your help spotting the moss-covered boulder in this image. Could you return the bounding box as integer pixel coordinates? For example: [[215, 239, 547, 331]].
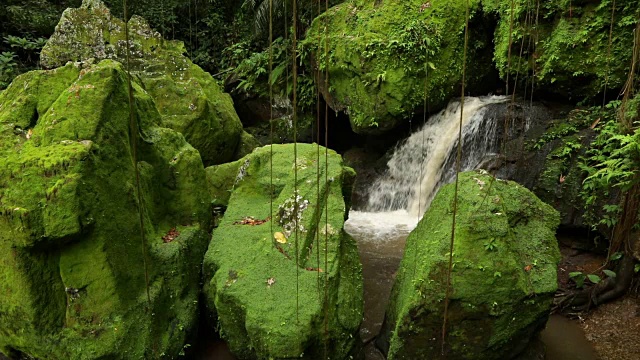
[[0, 60, 210, 359], [304, 0, 493, 134], [202, 144, 363, 359], [377, 171, 561, 360], [205, 158, 244, 208], [233, 130, 261, 160], [486, 0, 640, 100], [40, 0, 243, 166]]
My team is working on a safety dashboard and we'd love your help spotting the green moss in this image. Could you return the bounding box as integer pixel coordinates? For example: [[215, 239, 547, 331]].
[[205, 159, 244, 207], [202, 144, 363, 360], [384, 171, 560, 359], [303, 0, 490, 134], [488, 0, 640, 100], [0, 59, 210, 359], [40, 0, 243, 166], [233, 130, 260, 160]]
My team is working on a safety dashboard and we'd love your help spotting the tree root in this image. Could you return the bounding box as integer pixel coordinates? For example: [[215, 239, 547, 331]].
[[554, 255, 636, 313]]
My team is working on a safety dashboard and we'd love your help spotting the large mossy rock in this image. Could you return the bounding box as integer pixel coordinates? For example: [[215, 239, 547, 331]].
[[202, 144, 363, 359], [486, 0, 639, 100], [40, 0, 243, 166], [304, 0, 493, 134], [0, 60, 210, 359], [377, 171, 561, 360]]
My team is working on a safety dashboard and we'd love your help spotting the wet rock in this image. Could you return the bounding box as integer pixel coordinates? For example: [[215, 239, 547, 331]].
[[377, 171, 560, 360], [202, 144, 363, 360], [232, 130, 261, 160], [0, 60, 210, 358], [41, 0, 243, 166]]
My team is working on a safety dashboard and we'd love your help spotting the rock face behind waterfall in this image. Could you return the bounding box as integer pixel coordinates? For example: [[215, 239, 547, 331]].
[[40, 0, 244, 166], [0, 60, 210, 358], [202, 144, 363, 360], [304, 0, 495, 134], [377, 171, 561, 360]]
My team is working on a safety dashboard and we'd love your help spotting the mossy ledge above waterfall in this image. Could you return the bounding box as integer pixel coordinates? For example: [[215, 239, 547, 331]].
[[486, 0, 640, 100], [377, 171, 561, 360], [40, 0, 243, 166], [303, 0, 494, 134], [202, 144, 363, 360], [0, 60, 210, 358]]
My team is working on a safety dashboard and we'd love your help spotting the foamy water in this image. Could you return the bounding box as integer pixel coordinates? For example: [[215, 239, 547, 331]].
[[345, 210, 420, 243]]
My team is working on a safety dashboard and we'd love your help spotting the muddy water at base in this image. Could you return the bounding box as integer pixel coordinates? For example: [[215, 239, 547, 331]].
[[344, 210, 417, 360], [541, 315, 599, 360]]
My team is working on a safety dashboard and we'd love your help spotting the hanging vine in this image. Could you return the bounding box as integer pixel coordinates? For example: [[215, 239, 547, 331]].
[[323, 0, 330, 355], [292, 0, 300, 323], [603, 0, 617, 107], [122, 0, 151, 307], [441, 0, 470, 354]]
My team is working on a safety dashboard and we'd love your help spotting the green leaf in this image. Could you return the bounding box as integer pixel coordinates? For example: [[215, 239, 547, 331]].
[[270, 63, 286, 86], [603, 270, 616, 278], [569, 271, 583, 278], [587, 274, 601, 284]]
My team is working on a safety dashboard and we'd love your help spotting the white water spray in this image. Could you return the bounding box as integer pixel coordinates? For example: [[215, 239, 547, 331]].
[[365, 96, 509, 217]]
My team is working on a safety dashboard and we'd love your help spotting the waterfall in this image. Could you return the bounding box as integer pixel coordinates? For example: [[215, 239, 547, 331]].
[[365, 96, 510, 217]]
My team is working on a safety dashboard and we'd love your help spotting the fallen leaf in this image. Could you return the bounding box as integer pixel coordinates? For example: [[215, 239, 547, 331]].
[[305, 267, 324, 272], [524, 265, 533, 272], [266, 277, 276, 287], [590, 118, 601, 129], [234, 216, 270, 226], [162, 227, 180, 243], [559, 174, 566, 184], [274, 231, 287, 244], [26, 129, 33, 139], [420, 2, 432, 12]]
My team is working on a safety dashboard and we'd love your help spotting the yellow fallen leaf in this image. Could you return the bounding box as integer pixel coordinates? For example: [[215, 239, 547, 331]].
[[274, 232, 287, 244]]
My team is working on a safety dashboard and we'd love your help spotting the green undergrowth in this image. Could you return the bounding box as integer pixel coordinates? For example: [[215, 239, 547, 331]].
[[0, 59, 210, 359], [384, 171, 560, 359], [531, 97, 640, 231], [487, 0, 640, 100], [202, 144, 362, 360], [579, 97, 640, 229]]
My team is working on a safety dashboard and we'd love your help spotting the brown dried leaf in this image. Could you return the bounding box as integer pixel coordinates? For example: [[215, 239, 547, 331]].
[[233, 216, 270, 226], [162, 227, 180, 243]]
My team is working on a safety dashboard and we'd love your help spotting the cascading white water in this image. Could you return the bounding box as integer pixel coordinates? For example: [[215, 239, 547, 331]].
[[345, 96, 512, 244], [365, 96, 509, 217]]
